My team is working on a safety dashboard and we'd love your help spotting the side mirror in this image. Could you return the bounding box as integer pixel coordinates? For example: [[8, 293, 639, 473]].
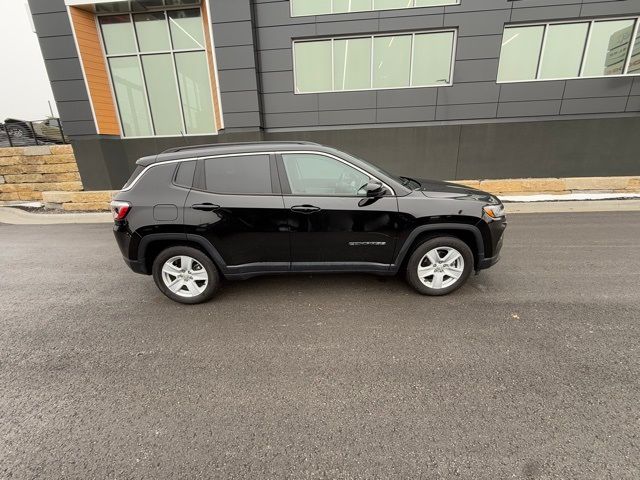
[[361, 180, 385, 197]]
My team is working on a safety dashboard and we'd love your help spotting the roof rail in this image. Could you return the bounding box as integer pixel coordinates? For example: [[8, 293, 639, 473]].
[[160, 141, 317, 155]]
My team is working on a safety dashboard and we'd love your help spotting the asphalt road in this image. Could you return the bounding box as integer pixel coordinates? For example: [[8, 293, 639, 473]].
[[1, 213, 639, 479]]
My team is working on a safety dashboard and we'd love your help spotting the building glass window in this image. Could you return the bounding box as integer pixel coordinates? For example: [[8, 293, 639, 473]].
[[497, 26, 543, 82], [334, 37, 372, 91], [582, 19, 635, 77], [412, 31, 456, 86], [373, 35, 412, 88], [108, 56, 153, 137], [99, 7, 216, 137], [294, 30, 456, 94], [538, 23, 589, 80], [629, 30, 640, 74], [497, 17, 640, 82], [293, 41, 333, 93], [290, 0, 459, 16]]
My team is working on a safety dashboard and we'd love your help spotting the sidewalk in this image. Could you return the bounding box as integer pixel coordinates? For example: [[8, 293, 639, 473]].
[[2, 198, 639, 225]]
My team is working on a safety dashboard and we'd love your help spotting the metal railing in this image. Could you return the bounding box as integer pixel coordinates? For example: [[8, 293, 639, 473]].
[[0, 118, 69, 148]]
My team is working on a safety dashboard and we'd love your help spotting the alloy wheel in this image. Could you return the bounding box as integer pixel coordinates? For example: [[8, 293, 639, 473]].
[[161, 255, 209, 298], [417, 247, 465, 289]]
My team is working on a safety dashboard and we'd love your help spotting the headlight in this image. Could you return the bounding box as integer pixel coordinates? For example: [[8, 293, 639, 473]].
[[483, 204, 505, 219]]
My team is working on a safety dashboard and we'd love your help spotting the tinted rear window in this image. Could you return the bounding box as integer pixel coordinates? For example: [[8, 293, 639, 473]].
[[174, 160, 196, 188], [122, 165, 145, 189], [204, 155, 272, 194]]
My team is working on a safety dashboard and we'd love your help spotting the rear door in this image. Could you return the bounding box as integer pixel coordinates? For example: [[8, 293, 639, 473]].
[[184, 153, 290, 272], [277, 152, 400, 268]]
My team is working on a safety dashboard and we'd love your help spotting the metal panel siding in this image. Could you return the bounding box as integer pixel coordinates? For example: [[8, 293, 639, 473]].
[[210, 0, 261, 129], [29, 0, 640, 141], [28, 0, 96, 137], [234, 0, 640, 131]]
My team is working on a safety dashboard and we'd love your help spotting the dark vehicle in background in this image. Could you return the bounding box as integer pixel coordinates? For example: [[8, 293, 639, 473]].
[[111, 142, 507, 304], [1, 117, 68, 145]]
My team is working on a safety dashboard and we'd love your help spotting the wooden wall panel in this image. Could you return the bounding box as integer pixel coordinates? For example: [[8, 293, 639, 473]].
[[69, 7, 121, 136], [201, 2, 224, 130]]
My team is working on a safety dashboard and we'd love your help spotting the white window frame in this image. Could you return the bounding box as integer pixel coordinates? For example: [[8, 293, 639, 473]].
[[96, 5, 218, 138], [497, 16, 640, 84], [292, 29, 457, 94], [289, 0, 461, 17]]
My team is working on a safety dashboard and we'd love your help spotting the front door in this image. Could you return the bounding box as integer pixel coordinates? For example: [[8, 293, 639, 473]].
[[277, 152, 400, 269], [184, 153, 290, 273]]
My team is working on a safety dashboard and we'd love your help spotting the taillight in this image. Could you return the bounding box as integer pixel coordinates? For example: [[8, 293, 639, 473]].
[[110, 200, 131, 221]]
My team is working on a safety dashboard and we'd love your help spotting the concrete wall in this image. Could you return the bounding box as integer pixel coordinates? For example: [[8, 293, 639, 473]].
[[72, 117, 640, 190]]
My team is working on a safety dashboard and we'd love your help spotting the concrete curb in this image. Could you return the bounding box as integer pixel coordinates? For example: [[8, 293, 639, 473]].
[[506, 200, 640, 214], [0, 207, 112, 225]]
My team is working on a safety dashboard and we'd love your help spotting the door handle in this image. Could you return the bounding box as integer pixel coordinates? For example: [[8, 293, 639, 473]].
[[291, 205, 321, 214], [192, 203, 220, 212]]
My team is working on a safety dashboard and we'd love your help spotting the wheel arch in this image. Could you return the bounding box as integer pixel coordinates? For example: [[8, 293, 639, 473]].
[[137, 233, 228, 275], [392, 223, 485, 272]]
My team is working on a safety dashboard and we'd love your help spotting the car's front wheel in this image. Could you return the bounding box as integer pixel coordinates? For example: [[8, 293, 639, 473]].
[[152, 246, 220, 304], [405, 236, 473, 296]]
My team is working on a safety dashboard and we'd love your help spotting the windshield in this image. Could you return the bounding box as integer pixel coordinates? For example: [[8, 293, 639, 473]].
[[341, 151, 422, 189], [341, 151, 403, 184]]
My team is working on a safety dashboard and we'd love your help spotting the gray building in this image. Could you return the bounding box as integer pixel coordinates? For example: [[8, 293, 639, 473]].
[[29, 0, 640, 190]]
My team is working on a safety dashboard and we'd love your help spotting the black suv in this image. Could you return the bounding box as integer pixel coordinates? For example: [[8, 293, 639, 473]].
[[111, 142, 506, 304]]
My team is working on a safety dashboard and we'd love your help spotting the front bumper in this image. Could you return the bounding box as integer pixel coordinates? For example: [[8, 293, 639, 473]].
[[477, 252, 501, 270], [477, 217, 506, 270]]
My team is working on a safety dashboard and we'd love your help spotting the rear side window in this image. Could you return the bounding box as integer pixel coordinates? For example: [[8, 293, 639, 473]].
[[173, 160, 196, 188], [203, 155, 272, 194], [122, 165, 145, 189]]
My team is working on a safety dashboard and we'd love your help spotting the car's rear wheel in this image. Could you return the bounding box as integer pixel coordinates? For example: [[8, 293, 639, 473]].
[[405, 236, 473, 296], [152, 246, 220, 304]]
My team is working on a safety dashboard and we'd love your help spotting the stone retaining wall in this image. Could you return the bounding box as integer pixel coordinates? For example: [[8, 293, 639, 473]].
[[0, 145, 82, 202], [42, 191, 115, 212]]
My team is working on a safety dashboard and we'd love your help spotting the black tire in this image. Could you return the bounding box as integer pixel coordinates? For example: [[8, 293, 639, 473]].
[[152, 246, 220, 304], [405, 236, 473, 296]]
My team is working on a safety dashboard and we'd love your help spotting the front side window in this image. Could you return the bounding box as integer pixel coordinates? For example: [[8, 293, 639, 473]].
[[282, 153, 371, 196], [497, 17, 640, 82], [290, 0, 459, 17], [203, 155, 272, 195], [99, 7, 216, 137], [294, 30, 455, 93]]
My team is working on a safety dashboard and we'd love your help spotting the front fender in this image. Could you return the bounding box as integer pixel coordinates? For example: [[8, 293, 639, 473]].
[[390, 222, 486, 272]]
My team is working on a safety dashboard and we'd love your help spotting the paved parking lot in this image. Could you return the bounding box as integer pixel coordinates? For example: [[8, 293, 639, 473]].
[[1, 212, 639, 479]]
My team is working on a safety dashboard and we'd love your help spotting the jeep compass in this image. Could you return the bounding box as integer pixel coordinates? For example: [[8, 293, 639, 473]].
[[111, 142, 506, 304]]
